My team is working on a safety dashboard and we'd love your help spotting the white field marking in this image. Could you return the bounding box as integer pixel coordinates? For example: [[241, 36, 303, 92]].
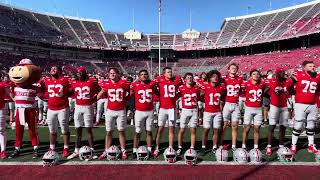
[[60, 135, 76, 137], [1, 161, 320, 166]]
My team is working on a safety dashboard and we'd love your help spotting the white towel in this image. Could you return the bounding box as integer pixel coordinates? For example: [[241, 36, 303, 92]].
[[18, 108, 26, 126]]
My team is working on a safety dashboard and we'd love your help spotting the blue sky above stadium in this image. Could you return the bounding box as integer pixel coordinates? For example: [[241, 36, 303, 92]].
[[2, 0, 313, 33]]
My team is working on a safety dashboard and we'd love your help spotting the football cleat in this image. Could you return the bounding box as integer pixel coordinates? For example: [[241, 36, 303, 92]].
[[67, 152, 79, 160], [121, 150, 128, 160], [0, 151, 6, 159], [153, 149, 159, 159], [211, 147, 217, 155], [62, 148, 69, 158], [265, 146, 272, 156], [307, 144, 318, 154], [33, 149, 40, 159], [8, 149, 20, 159], [290, 145, 297, 154], [99, 151, 108, 160]]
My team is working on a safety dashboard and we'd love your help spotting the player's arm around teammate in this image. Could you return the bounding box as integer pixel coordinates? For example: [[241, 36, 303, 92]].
[[98, 68, 130, 160], [177, 73, 200, 156], [221, 63, 243, 151], [67, 67, 98, 160], [44, 66, 71, 158], [241, 69, 265, 150], [153, 67, 182, 158], [200, 70, 226, 156], [131, 70, 155, 159]]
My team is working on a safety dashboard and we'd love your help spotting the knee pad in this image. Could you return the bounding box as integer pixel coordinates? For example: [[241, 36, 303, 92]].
[[293, 120, 304, 131], [292, 128, 302, 136], [306, 128, 315, 136]]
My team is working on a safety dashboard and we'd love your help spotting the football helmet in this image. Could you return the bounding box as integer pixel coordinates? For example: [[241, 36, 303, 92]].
[[215, 147, 228, 162], [184, 148, 197, 166], [107, 145, 121, 161], [233, 148, 248, 163], [277, 147, 293, 162], [163, 147, 177, 163], [249, 149, 262, 163], [136, 146, 149, 161], [79, 146, 93, 161], [42, 151, 59, 167]]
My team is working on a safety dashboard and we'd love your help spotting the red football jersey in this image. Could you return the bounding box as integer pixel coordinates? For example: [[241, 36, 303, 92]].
[[71, 78, 99, 106], [0, 81, 6, 109], [102, 79, 130, 111], [178, 84, 201, 109], [293, 70, 320, 104], [131, 80, 156, 111], [45, 77, 71, 110], [242, 79, 265, 107], [153, 76, 182, 109], [3, 81, 14, 102], [203, 83, 226, 113], [265, 78, 292, 107], [223, 75, 243, 103]]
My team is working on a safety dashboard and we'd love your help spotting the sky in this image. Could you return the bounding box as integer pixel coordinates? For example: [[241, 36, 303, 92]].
[[0, 0, 315, 33]]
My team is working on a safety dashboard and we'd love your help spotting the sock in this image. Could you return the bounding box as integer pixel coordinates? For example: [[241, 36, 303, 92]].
[[178, 145, 182, 149], [292, 134, 299, 145], [105, 148, 108, 152], [63, 145, 69, 149], [231, 144, 236, 149], [133, 148, 137, 153], [202, 145, 206, 149], [242, 144, 246, 148], [155, 146, 159, 151], [279, 145, 284, 148], [190, 146, 194, 149], [0, 132, 6, 152], [75, 148, 79, 153], [49, 144, 55, 150], [212, 145, 217, 149], [39, 113, 43, 121], [121, 149, 126, 153], [34, 146, 38, 150], [169, 145, 173, 148], [254, 144, 258, 149], [147, 147, 152, 152], [267, 144, 271, 148], [15, 147, 20, 151], [308, 135, 314, 146]]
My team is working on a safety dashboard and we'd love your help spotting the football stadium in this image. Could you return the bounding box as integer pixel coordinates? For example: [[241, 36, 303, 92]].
[[1, 0, 320, 179]]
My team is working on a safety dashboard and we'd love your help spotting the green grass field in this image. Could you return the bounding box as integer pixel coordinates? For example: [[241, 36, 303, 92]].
[[3, 123, 320, 163]]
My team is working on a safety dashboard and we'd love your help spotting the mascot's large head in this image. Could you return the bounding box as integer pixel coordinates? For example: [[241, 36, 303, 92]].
[[9, 59, 41, 85]]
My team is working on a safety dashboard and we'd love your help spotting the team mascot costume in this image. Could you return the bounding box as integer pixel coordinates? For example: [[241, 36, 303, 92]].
[[8, 58, 41, 158]]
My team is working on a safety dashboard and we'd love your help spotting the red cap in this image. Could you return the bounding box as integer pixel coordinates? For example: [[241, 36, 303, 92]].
[[77, 66, 87, 73]]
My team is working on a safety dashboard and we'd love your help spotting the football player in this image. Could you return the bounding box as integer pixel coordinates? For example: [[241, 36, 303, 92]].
[[153, 67, 182, 158], [221, 63, 243, 151], [95, 76, 107, 126], [67, 67, 99, 159], [241, 69, 266, 149], [290, 61, 319, 154], [130, 70, 156, 159], [265, 68, 292, 156], [200, 70, 225, 155], [44, 66, 71, 157], [0, 72, 9, 159], [177, 73, 200, 155], [196, 72, 207, 125], [3, 75, 15, 124], [98, 68, 130, 160]]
